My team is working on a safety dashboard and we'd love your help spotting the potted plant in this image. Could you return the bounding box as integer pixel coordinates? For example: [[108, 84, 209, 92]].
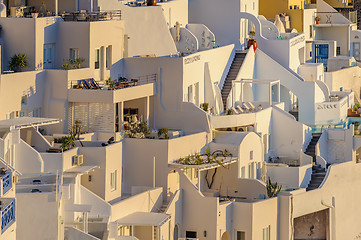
[[106, 77, 116, 90], [157, 127, 169, 139], [73, 84, 82, 89], [32, 9, 39, 18], [226, 109, 234, 115], [200, 103, 209, 113], [315, 16, 321, 24], [9, 54, 28, 72], [249, 30, 256, 39]]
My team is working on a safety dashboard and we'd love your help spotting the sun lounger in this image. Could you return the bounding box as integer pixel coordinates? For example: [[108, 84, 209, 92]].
[[81, 79, 91, 89], [231, 107, 239, 114], [89, 78, 101, 89], [242, 103, 251, 111], [248, 102, 256, 109], [236, 105, 244, 113]]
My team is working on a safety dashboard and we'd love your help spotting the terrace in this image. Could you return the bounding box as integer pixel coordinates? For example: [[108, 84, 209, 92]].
[[61, 10, 121, 22], [68, 74, 157, 103], [16, 173, 57, 194], [314, 11, 357, 25], [314, 91, 354, 125], [7, 1, 121, 21]]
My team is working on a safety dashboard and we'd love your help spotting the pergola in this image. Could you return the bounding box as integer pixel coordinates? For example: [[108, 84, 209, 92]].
[[233, 79, 281, 107]]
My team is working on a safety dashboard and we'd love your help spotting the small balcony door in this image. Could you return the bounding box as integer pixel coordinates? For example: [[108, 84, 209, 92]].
[[353, 42, 360, 61], [43, 43, 55, 69]]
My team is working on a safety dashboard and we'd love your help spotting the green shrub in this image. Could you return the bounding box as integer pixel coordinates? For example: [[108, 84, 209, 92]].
[[9, 54, 28, 72]]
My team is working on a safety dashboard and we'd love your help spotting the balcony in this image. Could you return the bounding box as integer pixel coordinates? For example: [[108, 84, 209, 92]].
[[0, 199, 15, 234], [61, 10, 121, 22], [68, 74, 157, 103], [0, 171, 12, 197], [314, 12, 356, 25]]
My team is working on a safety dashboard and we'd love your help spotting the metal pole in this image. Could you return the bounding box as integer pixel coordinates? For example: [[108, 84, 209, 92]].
[[153, 156, 156, 188]]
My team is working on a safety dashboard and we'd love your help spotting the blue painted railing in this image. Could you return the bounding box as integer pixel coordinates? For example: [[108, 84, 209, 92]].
[[1, 199, 15, 234], [1, 172, 12, 196]]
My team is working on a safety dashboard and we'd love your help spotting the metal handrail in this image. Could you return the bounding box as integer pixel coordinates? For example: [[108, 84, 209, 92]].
[[1, 199, 15, 234], [62, 10, 121, 22], [1, 172, 12, 196], [69, 74, 157, 90]]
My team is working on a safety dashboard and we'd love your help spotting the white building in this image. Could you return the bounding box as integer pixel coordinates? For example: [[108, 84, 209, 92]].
[[0, 0, 361, 239]]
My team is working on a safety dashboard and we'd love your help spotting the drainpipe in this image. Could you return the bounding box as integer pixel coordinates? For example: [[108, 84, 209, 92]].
[[55, 0, 58, 16], [347, 25, 351, 56]]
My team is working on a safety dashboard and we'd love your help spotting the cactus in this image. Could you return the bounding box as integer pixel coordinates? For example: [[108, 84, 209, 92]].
[[266, 177, 282, 198]]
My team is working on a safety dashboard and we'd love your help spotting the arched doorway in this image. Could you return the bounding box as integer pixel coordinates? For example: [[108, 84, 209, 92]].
[[221, 231, 231, 240], [173, 224, 179, 240]]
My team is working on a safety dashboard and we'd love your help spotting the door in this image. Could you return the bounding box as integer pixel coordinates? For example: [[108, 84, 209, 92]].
[[353, 42, 360, 61], [315, 44, 329, 67], [43, 43, 55, 69]]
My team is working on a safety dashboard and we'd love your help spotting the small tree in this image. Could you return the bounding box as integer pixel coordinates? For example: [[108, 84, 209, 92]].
[[9, 54, 28, 72], [61, 134, 76, 151], [71, 120, 83, 139], [157, 127, 169, 139]]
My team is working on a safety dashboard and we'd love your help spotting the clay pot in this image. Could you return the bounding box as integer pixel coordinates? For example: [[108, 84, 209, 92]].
[[147, 0, 157, 6]]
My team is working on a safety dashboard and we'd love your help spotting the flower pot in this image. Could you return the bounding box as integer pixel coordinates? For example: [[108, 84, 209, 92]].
[[147, 0, 157, 6], [247, 39, 257, 51], [316, 20, 320, 24]]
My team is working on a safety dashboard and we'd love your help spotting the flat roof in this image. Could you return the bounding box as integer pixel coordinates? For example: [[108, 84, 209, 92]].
[[116, 212, 170, 226], [0, 117, 60, 129]]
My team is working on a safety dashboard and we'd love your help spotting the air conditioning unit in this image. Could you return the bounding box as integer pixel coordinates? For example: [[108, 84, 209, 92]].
[[73, 155, 84, 166]]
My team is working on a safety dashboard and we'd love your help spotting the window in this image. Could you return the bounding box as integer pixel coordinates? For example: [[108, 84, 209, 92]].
[[309, 25, 313, 38], [336, 46, 341, 56], [106, 45, 112, 69], [70, 48, 79, 60], [118, 225, 132, 236], [250, 150, 253, 160], [253, 2, 255, 10], [262, 226, 270, 240], [95, 48, 100, 69], [193, 168, 198, 179], [186, 231, 197, 238], [110, 170, 117, 191], [237, 231, 246, 240], [21, 95, 27, 104], [33, 108, 41, 117], [241, 167, 245, 178]]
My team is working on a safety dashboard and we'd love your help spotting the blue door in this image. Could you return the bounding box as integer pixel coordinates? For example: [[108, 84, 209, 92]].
[[315, 44, 329, 67]]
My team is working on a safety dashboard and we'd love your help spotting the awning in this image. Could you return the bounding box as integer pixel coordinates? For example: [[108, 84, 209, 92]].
[[0, 117, 60, 129], [64, 165, 99, 174], [116, 212, 170, 227]]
